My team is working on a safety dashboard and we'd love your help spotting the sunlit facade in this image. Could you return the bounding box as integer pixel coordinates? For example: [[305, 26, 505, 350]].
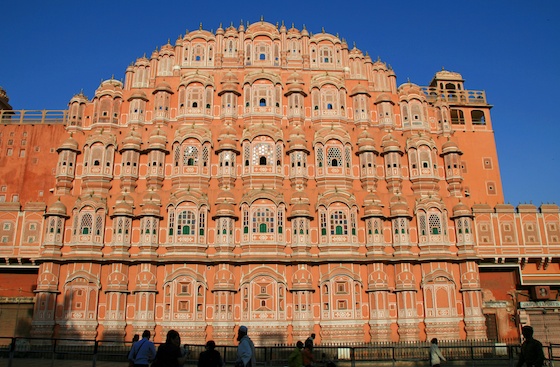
[[0, 20, 559, 344]]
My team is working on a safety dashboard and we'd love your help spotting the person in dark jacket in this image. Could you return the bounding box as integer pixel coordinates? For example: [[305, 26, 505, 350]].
[[153, 330, 188, 367], [198, 340, 224, 367], [516, 326, 545, 367]]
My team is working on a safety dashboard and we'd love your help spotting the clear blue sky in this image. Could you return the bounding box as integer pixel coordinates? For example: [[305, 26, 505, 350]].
[[2, 1, 559, 206]]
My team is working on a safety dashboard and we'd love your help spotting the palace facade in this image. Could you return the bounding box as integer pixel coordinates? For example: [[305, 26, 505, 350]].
[[0, 20, 559, 345]]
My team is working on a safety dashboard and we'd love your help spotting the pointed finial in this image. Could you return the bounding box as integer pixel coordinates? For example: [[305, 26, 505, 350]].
[[199, 23, 203, 30], [260, 15, 264, 22], [322, 27, 325, 33]]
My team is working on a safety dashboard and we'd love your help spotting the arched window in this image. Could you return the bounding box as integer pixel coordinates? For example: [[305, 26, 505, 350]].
[[252, 207, 274, 234], [330, 210, 348, 235], [80, 213, 92, 235], [327, 147, 342, 167], [259, 98, 266, 107], [177, 210, 196, 236], [259, 156, 267, 165], [429, 213, 442, 235], [183, 146, 199, 166]]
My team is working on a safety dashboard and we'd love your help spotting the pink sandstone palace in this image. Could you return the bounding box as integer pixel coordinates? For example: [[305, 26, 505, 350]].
[[0, 20, 559, 345]]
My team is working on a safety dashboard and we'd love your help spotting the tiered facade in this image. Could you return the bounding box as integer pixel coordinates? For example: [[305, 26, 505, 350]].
[[0, 20, 559, 345]]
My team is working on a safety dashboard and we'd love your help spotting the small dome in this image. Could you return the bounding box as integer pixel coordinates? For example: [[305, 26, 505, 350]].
[[381, 133, 402, 154], [121, 129, 142, 151], [350, 83, 370, 97], [287, 24, 301, 37], [451, 201, 471, 218], [285, 72, 306, 96], [214, 190, 237, 219], [57, 135, 79, 152], [153, 82, 174, 94], [46, 199, 68, 217], [356, 130, 377, 154], [69, 92, 88, 105], [147, 128, 168, 151], [363, 192, 384, 218], [441, 139, 462, 155], [287, 126, 308, 153], [219, 71, 240, 96], [389, 195, 410, 217], [112, 194, 134, 217], [398, 82, 425, 99], [375, 93, 393, 104], [140, 191, 162, 217], [127, 90, 148, 102], [288, 191, 312, 219]]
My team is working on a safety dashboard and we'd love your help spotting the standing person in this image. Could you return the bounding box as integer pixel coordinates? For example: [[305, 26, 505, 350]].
[[198, 340, 224, 367], [153, 329, 188, 367], [288, 341, 304, 367], [305, 334, 316, 350], [236, 325, 256, 367], [516, 325, 545, 367], [302, 340, 315, 367], [128, 334, 140, 367], [430, 338, 446, 367], [128, 330, 156, 367]]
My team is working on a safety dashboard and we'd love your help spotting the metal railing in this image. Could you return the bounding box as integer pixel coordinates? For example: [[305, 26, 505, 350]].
[[0, 110, 68, 125], [0, 337, 558, 367]]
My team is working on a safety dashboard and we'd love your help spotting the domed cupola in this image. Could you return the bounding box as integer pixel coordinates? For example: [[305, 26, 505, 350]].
[[95, 78, 123, 97], [219, 71, 241, 96], [217, 125, 239, 153], [381, 133, 402, 154], [451, 200, 472, 219], [350, 83, 370, 97], [213, 190, 238, 219], [288, 190, 313, 220], [398, 82, 425, 101], [128, 90, 148, 102], [389, 195, 411, 218], [57, 134, 80, 153], [375, 93, 393, 104], [46, 198, 69, 218], [121, 129, 142, 152], [285, 72, 307, 96], [153, 81, 173, 95], [140, 191, 162, 218], [112, 193, 134, 218], [363, 191, 384, 218], [287, 125, 308, 153], [356, 129, 377, 155], [216, 23, 224, 35], [147, 127, 168, 152], [441, 138, 462, 155]]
